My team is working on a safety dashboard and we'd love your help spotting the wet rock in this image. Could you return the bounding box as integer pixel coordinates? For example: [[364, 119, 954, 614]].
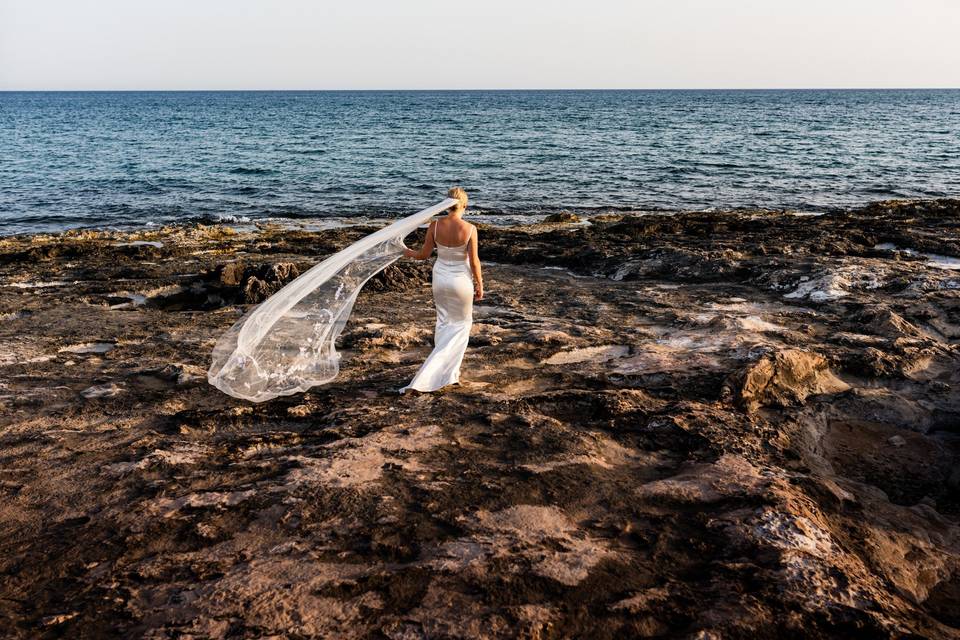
[[543, 211, 581, 224]]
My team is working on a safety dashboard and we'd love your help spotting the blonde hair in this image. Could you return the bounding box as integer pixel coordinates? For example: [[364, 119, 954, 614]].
[[448, 186, 468, 209]]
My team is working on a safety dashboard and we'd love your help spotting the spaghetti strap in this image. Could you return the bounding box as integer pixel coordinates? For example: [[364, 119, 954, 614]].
[[434, 220, 472, 249]]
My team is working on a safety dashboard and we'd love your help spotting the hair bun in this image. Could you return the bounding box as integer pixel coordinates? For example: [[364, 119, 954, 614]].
[[448, 186, 468, 208]]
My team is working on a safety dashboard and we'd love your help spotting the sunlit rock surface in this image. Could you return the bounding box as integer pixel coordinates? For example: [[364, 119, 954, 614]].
[[0, 200, 959, 638]]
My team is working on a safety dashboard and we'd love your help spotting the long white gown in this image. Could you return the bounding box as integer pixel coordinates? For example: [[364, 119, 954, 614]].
[[400, 225, 475, 393]]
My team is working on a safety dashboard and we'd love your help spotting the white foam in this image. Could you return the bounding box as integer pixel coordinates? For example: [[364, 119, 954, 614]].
[[216, 214, 252, 224]]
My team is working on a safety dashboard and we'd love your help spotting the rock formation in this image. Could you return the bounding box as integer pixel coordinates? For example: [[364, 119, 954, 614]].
[[0, 200, 958, 638]]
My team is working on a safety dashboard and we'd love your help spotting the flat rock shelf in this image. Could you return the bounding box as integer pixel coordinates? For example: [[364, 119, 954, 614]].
[[1, 199, 959, 638]]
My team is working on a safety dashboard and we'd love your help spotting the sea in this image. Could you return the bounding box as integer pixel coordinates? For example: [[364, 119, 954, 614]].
[[1, 89, 958, 235]]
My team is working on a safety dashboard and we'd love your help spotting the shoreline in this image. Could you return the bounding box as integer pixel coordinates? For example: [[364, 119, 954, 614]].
[[5, 197, 955, 240], [0, 196, 947, 241], [1, 198, 959, 637]]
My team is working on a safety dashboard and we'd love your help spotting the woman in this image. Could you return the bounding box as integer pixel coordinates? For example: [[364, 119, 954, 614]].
[[400, 187, 483, 393]]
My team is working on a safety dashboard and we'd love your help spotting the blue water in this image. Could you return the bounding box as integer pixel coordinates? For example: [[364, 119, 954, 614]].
[[1, 90, 959, 235]]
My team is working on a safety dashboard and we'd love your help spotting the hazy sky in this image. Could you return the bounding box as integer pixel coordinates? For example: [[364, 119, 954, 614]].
[[2, 0, 959, 90]]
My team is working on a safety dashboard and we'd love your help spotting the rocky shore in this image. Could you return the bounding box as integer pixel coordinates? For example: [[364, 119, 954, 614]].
[[1, 200, 959, 638]]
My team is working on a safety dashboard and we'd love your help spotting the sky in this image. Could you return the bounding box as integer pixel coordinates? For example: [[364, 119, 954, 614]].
[[1, 0, 959, 90]]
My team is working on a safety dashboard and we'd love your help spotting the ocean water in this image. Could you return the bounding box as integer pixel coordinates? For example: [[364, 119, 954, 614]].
[[1, 90, 959, 235]]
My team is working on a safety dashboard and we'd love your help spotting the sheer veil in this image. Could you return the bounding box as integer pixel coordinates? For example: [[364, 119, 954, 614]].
[[208, 198, 457, 402]]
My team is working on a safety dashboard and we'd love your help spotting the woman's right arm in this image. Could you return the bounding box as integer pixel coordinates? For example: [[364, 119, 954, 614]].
[[404, 221, 436, 260]]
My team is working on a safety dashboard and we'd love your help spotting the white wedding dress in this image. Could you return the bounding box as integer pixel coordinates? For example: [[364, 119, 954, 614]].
[[400, 224, 475, 393]]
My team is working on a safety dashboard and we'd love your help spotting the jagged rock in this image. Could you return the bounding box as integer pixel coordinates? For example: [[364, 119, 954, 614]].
[[242, 276, 271, 303], [2, 200, 959, 638], [216, 261, 246, 286], [728, 349, 850, 412], [858, 307, 926, 339], [240, 263, 300, 303], [364, 261, 432, 293]]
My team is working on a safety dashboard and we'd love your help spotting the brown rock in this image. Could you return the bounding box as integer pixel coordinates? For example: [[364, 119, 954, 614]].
[[543, 211, 581, 224], [217, 261, 246, 286], [729, 349, 850, 412]]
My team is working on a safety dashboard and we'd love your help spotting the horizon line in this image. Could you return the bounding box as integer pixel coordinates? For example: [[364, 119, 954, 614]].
[[2, 86, 960, 93]]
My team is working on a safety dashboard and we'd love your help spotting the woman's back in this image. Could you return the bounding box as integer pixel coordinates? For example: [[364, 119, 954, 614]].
[[433, 217, 473, 263], [434, 216, 473, 248]]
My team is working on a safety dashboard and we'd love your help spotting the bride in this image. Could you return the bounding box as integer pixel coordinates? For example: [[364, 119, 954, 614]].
[[400, 187, 483, 393]]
